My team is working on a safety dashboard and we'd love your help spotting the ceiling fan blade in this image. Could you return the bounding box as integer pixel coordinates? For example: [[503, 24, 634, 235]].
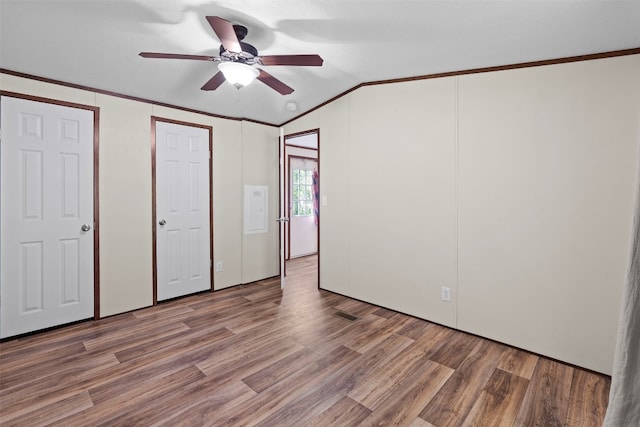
[[206, 16, 242, 53], [139, 52, 217, 61], [201, 71, 226, 91], [256, 69, 294, 95], [258, 54, 324, 66]]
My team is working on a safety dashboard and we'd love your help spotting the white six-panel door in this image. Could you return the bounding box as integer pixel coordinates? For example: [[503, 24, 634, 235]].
[[155, 120, 211, 301], [0, 96, 94, 338]]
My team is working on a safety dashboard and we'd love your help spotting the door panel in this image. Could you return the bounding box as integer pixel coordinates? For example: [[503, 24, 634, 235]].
[[60, 238, 81, 304], [1, 96, 95, 338], [155, 121, 211, 301], [20, 242, 44, 312], [61, 153, 80, 218]]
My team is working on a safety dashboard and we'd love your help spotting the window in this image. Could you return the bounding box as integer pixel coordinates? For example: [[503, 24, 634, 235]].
[[292, 169, 313, 216]]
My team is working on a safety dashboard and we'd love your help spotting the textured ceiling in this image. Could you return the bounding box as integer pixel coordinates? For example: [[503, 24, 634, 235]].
[[1, 0, 639, 125]]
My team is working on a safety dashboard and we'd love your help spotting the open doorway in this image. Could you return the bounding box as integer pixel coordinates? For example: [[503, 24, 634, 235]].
[[283, 129, 319, 285]]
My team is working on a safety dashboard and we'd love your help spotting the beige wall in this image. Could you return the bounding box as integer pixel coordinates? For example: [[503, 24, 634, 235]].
[[0, 73, 280, 315], [98, 95, 154, 314], [284, 54, 640, 374], [347, 78, 459, 327], [241, 121, 280, 284], [456, 57, 640, 373]]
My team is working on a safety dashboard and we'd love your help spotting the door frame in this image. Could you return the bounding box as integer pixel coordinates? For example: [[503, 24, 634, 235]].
[[282, 128, 320, 287], [150, 116, 213, 304], [0, 90, 101, 319], [287, 154, 318, 260]]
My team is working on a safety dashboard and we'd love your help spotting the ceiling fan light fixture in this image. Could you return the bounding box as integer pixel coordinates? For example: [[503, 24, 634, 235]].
[[218, 62, 259, 88]]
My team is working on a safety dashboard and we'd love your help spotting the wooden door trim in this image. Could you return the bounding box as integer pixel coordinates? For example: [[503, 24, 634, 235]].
[[151, 116, 214, 305], [284, 128, 320, 139], [0, 90, 101, 319]]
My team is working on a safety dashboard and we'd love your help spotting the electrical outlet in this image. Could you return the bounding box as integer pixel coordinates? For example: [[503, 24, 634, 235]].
[[441, 286, 451, 302], [216, 261, 223, 272]]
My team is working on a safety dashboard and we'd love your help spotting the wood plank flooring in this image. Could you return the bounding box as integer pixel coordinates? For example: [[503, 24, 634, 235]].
[[0, 256, 611, 426]]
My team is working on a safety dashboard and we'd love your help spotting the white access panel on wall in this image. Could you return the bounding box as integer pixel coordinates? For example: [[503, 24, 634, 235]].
[[0, 96, 95, 338], [244, 185, 269, 234]]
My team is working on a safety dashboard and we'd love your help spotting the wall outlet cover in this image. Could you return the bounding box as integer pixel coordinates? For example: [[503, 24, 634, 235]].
[[441, 286, 451, 302]]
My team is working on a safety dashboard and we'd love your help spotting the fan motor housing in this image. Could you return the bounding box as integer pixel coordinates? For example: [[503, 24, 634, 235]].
[[233, 24, 248, 40], [218, 23, 258, 62], [220, 41, 258, 60]]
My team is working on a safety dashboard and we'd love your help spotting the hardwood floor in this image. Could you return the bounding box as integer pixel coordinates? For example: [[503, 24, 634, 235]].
[[0, 255, 610, 426]]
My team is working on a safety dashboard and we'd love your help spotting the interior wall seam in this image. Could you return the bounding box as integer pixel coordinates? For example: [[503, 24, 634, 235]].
[[454, 75, 460, 329]]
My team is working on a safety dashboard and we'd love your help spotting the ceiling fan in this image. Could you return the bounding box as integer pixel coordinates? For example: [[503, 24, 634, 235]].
[[139, 16, 323, 95]]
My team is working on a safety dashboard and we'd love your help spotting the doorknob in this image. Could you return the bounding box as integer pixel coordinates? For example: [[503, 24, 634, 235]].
[[159, 219, 166, 226], [81, 224, 91, 232]]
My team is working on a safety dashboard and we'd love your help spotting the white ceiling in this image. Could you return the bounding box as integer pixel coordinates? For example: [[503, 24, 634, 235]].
[[1, 1, 639, 126]]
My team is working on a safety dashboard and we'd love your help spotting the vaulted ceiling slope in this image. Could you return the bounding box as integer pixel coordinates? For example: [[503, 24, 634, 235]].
[[1, 1, 639, 125]]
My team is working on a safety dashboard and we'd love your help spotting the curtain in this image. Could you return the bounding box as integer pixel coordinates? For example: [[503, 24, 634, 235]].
[[603, 167, 640, 426], [312, 169, 319, 225]]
